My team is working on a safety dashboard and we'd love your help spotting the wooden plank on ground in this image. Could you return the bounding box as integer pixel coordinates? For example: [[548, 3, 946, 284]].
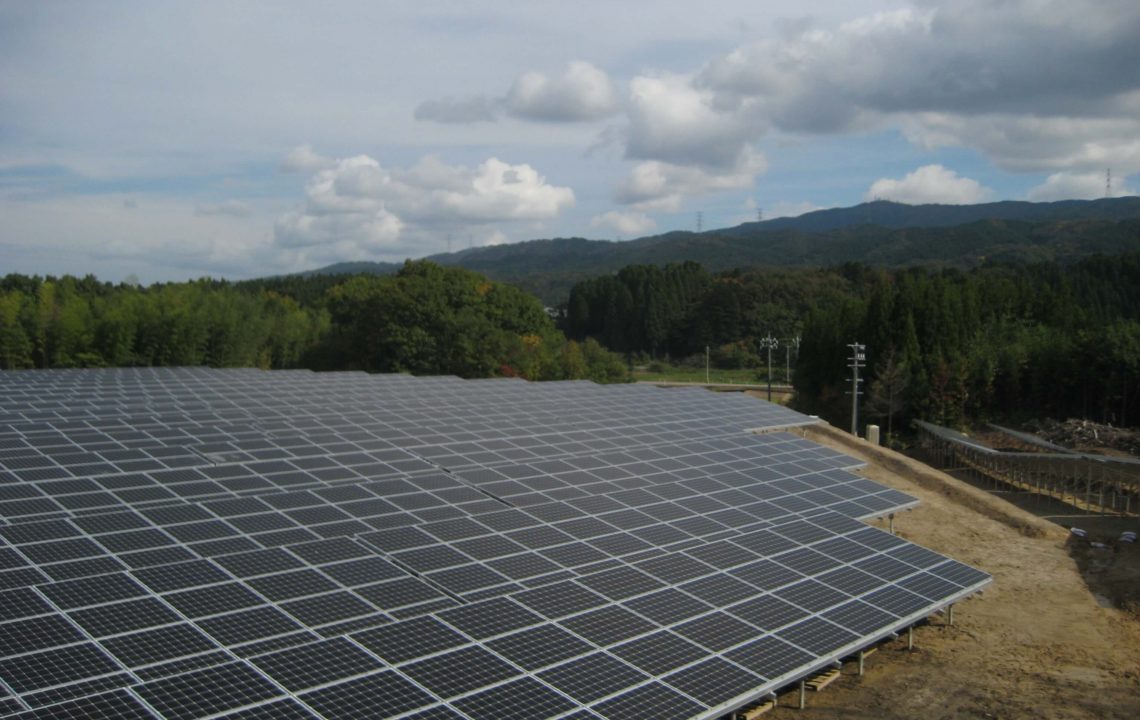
[[805, 668, 841, 691], [736, 698, 775, 718]]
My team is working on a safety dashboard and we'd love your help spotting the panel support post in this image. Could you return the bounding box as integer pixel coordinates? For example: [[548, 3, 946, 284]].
[[1086, 461, 1092, 508], [948, 603, 954, 626], [907, 625, 914, 650], [888, 513, 895, 535], [1099, 462, 1105, 515], [858, 650, 866, 676], [798, 680, 806, 709]]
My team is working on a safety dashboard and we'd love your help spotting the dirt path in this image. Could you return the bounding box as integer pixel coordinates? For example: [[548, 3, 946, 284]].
[[769, 423, 1140, 719]]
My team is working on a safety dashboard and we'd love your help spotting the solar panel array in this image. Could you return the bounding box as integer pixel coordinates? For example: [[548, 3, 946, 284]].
[[0, 368, 990, 720]]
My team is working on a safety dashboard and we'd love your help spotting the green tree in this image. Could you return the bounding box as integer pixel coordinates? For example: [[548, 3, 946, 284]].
[[0, 290, 32, 368], [867, 347, 910, 440]]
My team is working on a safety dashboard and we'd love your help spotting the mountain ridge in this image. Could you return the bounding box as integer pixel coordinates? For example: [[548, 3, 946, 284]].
[[296, 197, 1140, 303]]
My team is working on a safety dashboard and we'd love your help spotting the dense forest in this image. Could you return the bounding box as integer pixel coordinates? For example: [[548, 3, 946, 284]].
[[4, 249, 1139, 434], [0, 262, 628, 383], [564, 255, 1140, 432]]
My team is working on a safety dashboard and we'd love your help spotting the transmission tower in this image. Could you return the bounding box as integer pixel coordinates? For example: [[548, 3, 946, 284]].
[[1106, 168, 1112, 198], [696, 212, 703, 233], [757, 208, 763, 223]]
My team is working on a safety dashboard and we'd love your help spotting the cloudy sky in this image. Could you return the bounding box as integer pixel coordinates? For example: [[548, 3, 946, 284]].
[[2, 0, 1139, 282]]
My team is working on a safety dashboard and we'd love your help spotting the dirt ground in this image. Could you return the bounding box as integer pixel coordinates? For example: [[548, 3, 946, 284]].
[[763, 423, 1140, 720]]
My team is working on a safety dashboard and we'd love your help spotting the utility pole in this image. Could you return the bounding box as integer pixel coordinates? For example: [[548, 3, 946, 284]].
[[847, 342, 866, 436], [760, 334, 778, 401], [786, 335, 800, 383], [705, 345, 710, 385]]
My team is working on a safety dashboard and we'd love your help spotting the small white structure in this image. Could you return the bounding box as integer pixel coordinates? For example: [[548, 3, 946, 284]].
[[866, 424, 880, 446]]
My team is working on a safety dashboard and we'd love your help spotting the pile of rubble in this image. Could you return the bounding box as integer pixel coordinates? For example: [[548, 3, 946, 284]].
[[1025, 418, 1140, 457]]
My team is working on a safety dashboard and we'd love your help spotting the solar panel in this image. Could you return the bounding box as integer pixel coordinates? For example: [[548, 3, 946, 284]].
[[0, 368, 990, 719], [103, 624, 219, 667], [135, 662, 283, 720], [593, 681, 704, 720], [300, 670, 434, 719], [249, 638, 384, 691], [453, 677, 577, 720], [537, 653, 648, 704], [664, 657, 763, 707], [485, 624, 593, 670]]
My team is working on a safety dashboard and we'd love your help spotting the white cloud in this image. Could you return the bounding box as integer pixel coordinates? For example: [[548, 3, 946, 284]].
[[439, 158, 576, 221], [901, 113, 1140, 174], [590, 210, 656, 236], [195, 200, 252, 217], [625, 74, 754, 169], [273, 153, 574, 260], [864, 165, 991, 205], [275, 207, 403, 252], [615, 146, 767, 211], [1027, 171, 1136, 201], [690, 1, 1140, 172], [409, 1, 1140, 196], [280, 145, 335, 173], [505, 61, 619, 122]]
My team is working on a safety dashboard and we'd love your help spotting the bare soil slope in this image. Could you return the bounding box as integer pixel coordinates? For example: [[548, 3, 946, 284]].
[[771, 423, 1140, 719]]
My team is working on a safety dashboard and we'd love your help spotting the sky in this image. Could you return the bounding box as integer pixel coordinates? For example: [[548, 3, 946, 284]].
[[2, 0, 1139, 283]]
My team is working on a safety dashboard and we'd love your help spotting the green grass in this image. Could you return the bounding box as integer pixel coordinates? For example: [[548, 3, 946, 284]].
[[633, 365, 771, 385]]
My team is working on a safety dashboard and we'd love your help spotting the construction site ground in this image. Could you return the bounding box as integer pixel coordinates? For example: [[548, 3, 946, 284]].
[[763, 422, 1140, 720]]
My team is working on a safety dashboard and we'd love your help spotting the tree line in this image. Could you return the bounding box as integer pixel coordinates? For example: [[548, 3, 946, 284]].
[[0, 263, 627, 383], [0, 275, 324, 370], [6, 253, 1138, 429], [565, 262, 842, 360], [563, 255, 1140, 431]]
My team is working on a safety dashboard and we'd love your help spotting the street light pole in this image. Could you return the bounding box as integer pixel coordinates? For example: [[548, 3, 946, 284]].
[[759, 334, 778, 402], [705, 346, 710, 385], [786, 335, 800, 384], [847, 342, 866, 436]]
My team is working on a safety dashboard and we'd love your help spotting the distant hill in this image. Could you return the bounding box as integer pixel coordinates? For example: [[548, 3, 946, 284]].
[[297, 260, 403, 277], [728, 197, 1140, 233], [296, 197, 1140, 303]]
